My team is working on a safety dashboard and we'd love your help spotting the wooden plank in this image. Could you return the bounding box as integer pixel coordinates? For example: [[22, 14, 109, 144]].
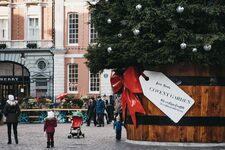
[[21, 108, 87, 112]]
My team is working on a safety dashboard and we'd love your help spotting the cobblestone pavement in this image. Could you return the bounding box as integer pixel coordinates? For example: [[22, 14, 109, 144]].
[[0, 123, 225, 150]]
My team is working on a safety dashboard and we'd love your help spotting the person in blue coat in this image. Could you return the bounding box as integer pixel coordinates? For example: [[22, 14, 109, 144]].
[[113, 115, 124, 140], [95, 96, 105, 127]]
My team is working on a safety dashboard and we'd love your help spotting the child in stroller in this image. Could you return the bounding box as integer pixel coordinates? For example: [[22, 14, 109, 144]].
[[68, 111, 85, 138]]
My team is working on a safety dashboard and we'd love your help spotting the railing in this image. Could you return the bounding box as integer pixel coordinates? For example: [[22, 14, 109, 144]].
[[19, 108, 87, 123], [0, 40, 53, 49]]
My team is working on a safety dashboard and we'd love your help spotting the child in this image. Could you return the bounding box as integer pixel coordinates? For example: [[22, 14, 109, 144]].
[[113, 115, 123, 140], [44, 111, 57, 148]]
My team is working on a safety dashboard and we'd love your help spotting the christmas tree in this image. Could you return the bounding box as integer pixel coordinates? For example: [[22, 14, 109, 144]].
[[85, 0, 225, 73]]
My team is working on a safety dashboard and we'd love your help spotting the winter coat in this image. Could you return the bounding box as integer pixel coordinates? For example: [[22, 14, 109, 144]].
[[96, 99, 105, 114], [113, 121, 123, 131], [3, 100, 20, 123], [44, 117, 57, 133], [87, 101, 96, 117]]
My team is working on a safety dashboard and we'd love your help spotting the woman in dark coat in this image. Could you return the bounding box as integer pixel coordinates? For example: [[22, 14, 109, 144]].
[[3, 95, 21, 144]]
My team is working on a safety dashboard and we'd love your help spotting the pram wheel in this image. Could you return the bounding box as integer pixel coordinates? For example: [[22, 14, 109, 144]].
[[68, 135, 72, 139], [82, 133, 85, 138]]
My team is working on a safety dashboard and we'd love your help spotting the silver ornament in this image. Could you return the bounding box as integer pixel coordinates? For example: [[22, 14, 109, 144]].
[[133, 29, 140, 35], [107, 18, 112, 24], [105, 0, 109, 2], [176, 6, 184, 13], [203, 44, 212, 51], [158, 40, 161, 44], [180, 42, 187, 49], [107, 47, 112, 52], [118, 33, 122, 37], [192, 48, 197, 52], [136, 4, 142, 10]]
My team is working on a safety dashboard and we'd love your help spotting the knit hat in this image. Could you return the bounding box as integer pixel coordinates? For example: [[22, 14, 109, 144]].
[[47, 111, 55, 118], [8, 95, 14, 101], [7, 95, 17, 106]]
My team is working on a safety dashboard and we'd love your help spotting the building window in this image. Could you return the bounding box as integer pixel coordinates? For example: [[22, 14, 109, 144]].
[[28, 17, 39, 40], [89, 72, 100, 93], [0, 19, 8, 40], [68, 64, 78, 93], [68, 13, 78, 45], [36, 80, 47, 87], [89, 23, 97, 44]]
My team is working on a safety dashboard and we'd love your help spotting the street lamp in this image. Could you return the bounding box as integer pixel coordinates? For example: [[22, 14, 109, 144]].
[[21, 53, 25, 93]]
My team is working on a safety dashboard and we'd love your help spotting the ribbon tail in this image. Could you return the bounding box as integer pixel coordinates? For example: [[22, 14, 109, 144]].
[[121, 88, 145, 127]]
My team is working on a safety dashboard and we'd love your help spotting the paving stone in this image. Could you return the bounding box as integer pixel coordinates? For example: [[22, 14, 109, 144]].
[[0, 123, 224, 150]]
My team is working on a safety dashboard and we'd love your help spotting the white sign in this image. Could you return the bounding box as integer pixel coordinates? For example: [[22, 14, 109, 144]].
[[139, 71, 195, 123]]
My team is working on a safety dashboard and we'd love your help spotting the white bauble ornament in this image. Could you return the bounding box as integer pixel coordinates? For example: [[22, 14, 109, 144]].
[[136, 4, 142, 10], [107, 18, 112, 24], [98, 43, 101, 47], [158, 40, 162, 44], [203, 44, 212, 51], [192, 48, 197, 52], [133, 29, 140, 35], [176, 6, 184, 13], [180, 42, 187, 49], [118, 33, 122, 37], [107, 47, 112, 52], [105, 0, 109, 2]]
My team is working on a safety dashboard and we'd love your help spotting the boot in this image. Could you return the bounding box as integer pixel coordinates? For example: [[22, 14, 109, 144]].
[[47, 142, 50, 148], [7, 136, 11, 144], [15, 137, 18, 144], [51, 141, 54, 147], [8, 132, 11, 144], [7, 140, 11, 144]]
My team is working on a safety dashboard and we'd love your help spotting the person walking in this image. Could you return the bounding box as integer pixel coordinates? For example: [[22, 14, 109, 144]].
[[86, 98, 97, 126], [44, 111, 57, 148], [95, 96, 105, 127], [3, 94, 21, 144]]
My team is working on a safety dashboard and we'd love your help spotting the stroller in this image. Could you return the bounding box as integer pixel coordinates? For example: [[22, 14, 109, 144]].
[[68, 111, 85, 138]]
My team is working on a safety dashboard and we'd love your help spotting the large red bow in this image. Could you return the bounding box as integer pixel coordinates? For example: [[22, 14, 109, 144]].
[[110, 66, 145, 127]]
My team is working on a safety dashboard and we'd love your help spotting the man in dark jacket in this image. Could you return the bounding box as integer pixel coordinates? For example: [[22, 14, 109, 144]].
[[86, 98, 97, 126], [3, 95, 21, 144], [95, 96, 105, 127]]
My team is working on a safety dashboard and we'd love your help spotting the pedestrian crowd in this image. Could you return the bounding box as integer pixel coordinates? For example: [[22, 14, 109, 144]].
[[86, 95, 122, 127], [0, 94, 124, 148]]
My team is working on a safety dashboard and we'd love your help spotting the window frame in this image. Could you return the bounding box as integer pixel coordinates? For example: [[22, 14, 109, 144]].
[[88, 15, 97, 44], [89, 71, 100, 94], [67, 63, 78, 94], [68, 12, 79, 46], [28, 16, 39, 40], [0, 17, 8, 41]]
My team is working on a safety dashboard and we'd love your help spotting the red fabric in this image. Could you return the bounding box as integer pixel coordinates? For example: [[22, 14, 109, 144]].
[[56, 93, 68, 100], [71, 116, 83, 129], [110, 66, 145, 127], [44, 118, 57, 133]]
